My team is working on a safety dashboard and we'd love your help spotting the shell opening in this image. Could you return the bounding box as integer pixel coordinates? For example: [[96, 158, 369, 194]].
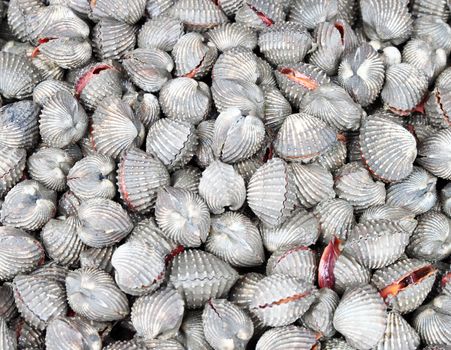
[[279, 68, 319, 90], [318, 238, 341, 289], [31, 37, 57, 58], [435, 89, 451, 126], [75, 64, 113, 97], [256, 291, 312, 309], [246, 3, 274, 27]]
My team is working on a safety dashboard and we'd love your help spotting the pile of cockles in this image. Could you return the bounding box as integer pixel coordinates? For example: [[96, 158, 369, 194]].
[[0, 0, 450, 349]]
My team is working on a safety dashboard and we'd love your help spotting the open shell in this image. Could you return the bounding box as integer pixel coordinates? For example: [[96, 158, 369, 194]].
[[235, 0, 285, 30]]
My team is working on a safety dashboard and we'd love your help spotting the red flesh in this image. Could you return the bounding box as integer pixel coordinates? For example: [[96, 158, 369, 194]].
[[165, 245, 185, 264], [75, 64, 112, 98], [280, 68, 319, 90], [334, 23, 345, 45], [276, 246, 309, 264], [118, 161, 135, 211], [262, 145, 274, 163], [379, 265, 436, 300], [258, 291, 311, 308], [184, 54, 206, 79], [441, 271, 451, 288], [247, 3, 274, 27], [435, 89, 451, 126], [318, 238, 341, 289], [31, 37, 55, 58]]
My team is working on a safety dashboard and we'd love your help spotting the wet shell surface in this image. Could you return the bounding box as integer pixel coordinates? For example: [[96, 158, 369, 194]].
[[206, 23, 257, 52], [375, 311, 420, 350], [0, 283, 18, 322], [417, 128, 451, 180], [289, 0, 338, 30], [168, 0, 228, 31], [0, 145, 26, 198], [0, 317, 16, 350], [91, 0, 146, 24], [138, 15, 184, 52], [179, 310, 213, 350], [256, 325, 319, 350], [34, 79, 73, 107], [262, 85, 292, 132], [80, 246, 115, 273]]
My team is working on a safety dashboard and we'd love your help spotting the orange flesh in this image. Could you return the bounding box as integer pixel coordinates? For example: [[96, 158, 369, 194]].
[[258, 291, 311, 308], [75, 64, 112, 97], [280, 68, 319, 90], [379, 265, 436, 299], [318, 238, 341, 289]]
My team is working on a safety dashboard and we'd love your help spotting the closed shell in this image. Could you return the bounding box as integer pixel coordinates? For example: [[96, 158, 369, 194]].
[[80, 246, 115, 273], [333, 252, 372, 294], [168, 0, 228, 31], [76, 198, 133, 248], [375, 311, 420, 350], [206, 23, 257, 52], [138, 16, 184, 52], [206, 211, 265, 267], [359, 205, 416, 223], [213, 47, 260, 84], [417, 128, 451, 179], [195, 120, 215, 168], [0, 283, 18, 322], [262, 85, 292, 132], [0, 145, 26, 198], [229, 272, 265, 311], [180, 311, 213, 349], [171, 166, 202, 194], [0, 317, 16, 350], [0, 227, 45, 281], [412, 297, 451, 345], [289, 0, 338, 30], [412, 0, 449, 20], [169, 249, 239, 308], [441, 183, 451, 217], [256, 325, 318, 350], [66, 267, 129, 322], [33, 80, 73, 106], [91, 0, 146, 24], [132, 287, 184, 340]]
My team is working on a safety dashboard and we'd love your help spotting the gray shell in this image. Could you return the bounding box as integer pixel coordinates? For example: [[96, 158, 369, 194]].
[[138, 15, 184, 52], [441, 183, 451, 217], [413, 16, 451, 52], [0, 283, 18, 322], [262, 85, 292, 132], [33, 80, 73, 107], [206, 23, 257, 52], [359, 205, 416, 223], [91, 0, 146, 24], [171, 166, 202, 194], [425, 86, 451, 129], [256, 325, 319, 350], [212, 47, 260, 84], [133, 93, 161, 129], [179, 311, 213, 350], [289, 0, 337, 30], [80, 246, 115, 273], [374, 311, 420, 350], [333, 253, 372, 295], [195, 120, 216, 168], [168, 0, 228, 31], [92, 19, 137, 60], [0, 145, 26, 198], [417, 128, 451, 179], [235, 0, 285, 30], [412, 0, 449, 20], [0, 317, 16, 350]]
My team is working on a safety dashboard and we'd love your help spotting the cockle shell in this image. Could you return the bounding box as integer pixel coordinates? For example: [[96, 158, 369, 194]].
[[30, 262, 69, 285], [0, 52, 41, 99], [118, 147, 170, 213], [359, 205, 416, 223], [360, 114, 417, 182], [407, 211, 451, 261], [146, 118, 198, 171], [266, 246, 316, 284], [199, 160, 246, 214], [132, 93, 161, 129], [212, 107, 266, 163], [412, 0, 449, 20], [12, 318, 45, 350], [172, 32, 217, 79], [262, 85, 292, 132], [195, 120, 215, 168], [274, 113, 337, 162], [247, 158, 297, 227], [235, 0, 285, 30], [256, 325, 319, 350], [212, 47, 259, 83], [0, 317, 16, 350], [171, 166, 202, 193], [179, 311, 213, 350], [13, 274, 68, 330], [249, 274, 317, 327], [333, 284, 387, 350], [132, 287, 184, 340], [0, 283, 18, 322], [322, 338, 357, 350], [41, 216, 86, 267], [138, 15, 184, 52], [386, 166, 437, 214], [375, 311, 420, 350], [168, 0, 228, 31], [67, 154, 116, 200], [425, 86, 451, 128], [289, 0, 338, 30], [372, 258, 437, 314], [0, 100, 40, 149], [169, 249, 239, 308], [91, 0, 146, 24], [0, 145, 26, 198], [45, 316, 102, 350], [0, 227, 44, 280], [413, 16, 451, 52], [91, 97, 145, 159], [313, 198, 355, 243], [206, 23, 257, 52], [33, 79, 73, 106], [80, 246, 115, 273], [1, 179, 56, 230], [360, 0, 413, 45], [159, 78, 211, 125], [202, 299, 254, 350], [206, 211, 265, 267], [417, 128, 451, 179], [66, 267, 129, 322], [104, 340, 147, 350], [143, 338, 185, 349], [441, 183, 451, 217], [155, 186, 210, 247], [27, 147, 74, 191], [334, 162, 386, 211], [343, 219, 414, 269], [92, 19, 138, 60], [229, 272, 265, 314], [76, 198, 133, 248]]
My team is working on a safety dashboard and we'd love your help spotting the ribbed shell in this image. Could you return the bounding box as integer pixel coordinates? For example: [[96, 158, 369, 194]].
[[0, 283, 18, 322], [172, 32, 217, 79], [258, 22, 312, 66], [212, 108, 265, 164], [12, 318, 45, 350], [168, 0, 228, 31], [67, 154, 116, 200], [0, 227, 44, 281], [171, 167, 202, 194], [212, 78, 265, 117], [229, 272, 265, 310], [0, 145, 26, 198], [417, 128, 451, 179], [441, 183, 451, 217], [41, 216, 85, 267], [249, 274, 317, 327], [35, 37, 91, 70], [212, 47, 259, 83], [360, 114, 417, 182], [334, 162, 386, 211], [92, 19, 137, 61], [247, 158, 298, 227], [256, 325, 318, 350], [343, 219, 414, 269], [195, 120, 215, 168], [45, 316, 102, 350], [381, 63, 428, 113], [180, 311, 213, 350], [155, 186, 210, 247], [13, 274, 67, 330], [360, 0, 413, 45], [206, 23, 257, 52], [33, 80, 73, 106], [0, 317, 16, 350], [0, 52, 41, 99], [333, 284, 387, 350], [262, 85, 292, 132], [1, 180, 56, 230], [322, 338, 358, 350], [80, 246, 115, 273], [29, 262, 69, 286], [159, 78, 211, 125], [146, 118, 198, 171], [118, 147, 170, 213], [386, 166, 437, 215], [333, 253, 372, 294], [359, 205, 416, 223], [169, 249, 239, 308], [235, 0, 285, 29], [202, 299, 254, 350], [412, 0, 449, 20], [132, 287, 184, 340], [0, 100, 40, 150], [133, 93, 161, 129], [338, 43, 385, 107], [91, 97, 145, 159], [104, 340, 147, 350], [372, 258, 437, 313], [375, 311, 420, 350], [413, 16, 451, 52], [91, 0, 146, 24], [412, 299, 451, 345], [289, 0, 338, 30], [198, 160, 246, 214], [206, 212, 265, 267], [138, 16, 184, 51], [266, 246, 316, 284], [408, 212, 451, 261], [261, 209, 320, 252], [76, 198, 133, 248], [425, 86, 451, 128], [275, 63, 330, 107]]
